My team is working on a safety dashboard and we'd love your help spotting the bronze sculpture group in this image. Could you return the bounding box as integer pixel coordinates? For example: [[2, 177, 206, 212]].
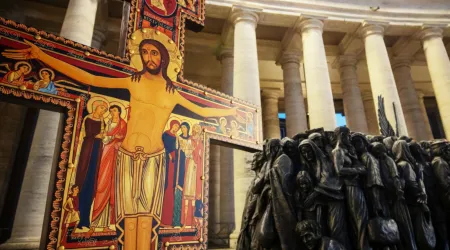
[[237, 126, 450, 250]]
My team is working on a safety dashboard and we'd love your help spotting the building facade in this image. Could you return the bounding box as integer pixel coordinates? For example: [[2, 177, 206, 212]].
[[0, 0, 449, 249]]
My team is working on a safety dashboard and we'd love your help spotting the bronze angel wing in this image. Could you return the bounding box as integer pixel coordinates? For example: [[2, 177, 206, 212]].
[[377, 95, 396, 136]]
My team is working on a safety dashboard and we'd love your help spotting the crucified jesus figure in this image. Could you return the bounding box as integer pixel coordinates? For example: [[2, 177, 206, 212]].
[[2, 39, 237, 250]]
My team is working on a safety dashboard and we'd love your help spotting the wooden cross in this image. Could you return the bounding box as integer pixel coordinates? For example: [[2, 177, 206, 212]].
[[0, 1, 261, 250]]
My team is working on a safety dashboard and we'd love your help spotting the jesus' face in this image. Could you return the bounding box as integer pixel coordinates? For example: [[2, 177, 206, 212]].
[[141, 43, 162, 74]]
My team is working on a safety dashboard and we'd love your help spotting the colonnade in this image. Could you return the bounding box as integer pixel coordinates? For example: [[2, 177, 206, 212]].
[[2, 1, 450, 249]]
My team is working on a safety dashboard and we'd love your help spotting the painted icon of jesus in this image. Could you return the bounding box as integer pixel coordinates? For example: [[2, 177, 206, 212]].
[[2, 37, 237, 250]]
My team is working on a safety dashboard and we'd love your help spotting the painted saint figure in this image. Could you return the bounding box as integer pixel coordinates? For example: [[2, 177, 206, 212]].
[[75, 100, 107, 230], [61, 185, 80, 240], [181, 124, 204, 227], [161, 119, 181, 227], [2, 37, 237, 250], [2, 61, 31, 86], [89, 105, 127, 233], [173, 122, 192, 227], [33, 68, 63, 95]]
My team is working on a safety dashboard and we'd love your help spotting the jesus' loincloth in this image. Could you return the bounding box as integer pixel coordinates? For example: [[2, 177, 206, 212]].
[[115, 146, 166, 225]]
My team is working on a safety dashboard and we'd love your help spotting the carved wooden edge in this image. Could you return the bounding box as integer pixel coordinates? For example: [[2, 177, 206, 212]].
[[0, 85, 77, 250], [0, 17, 130, 63]]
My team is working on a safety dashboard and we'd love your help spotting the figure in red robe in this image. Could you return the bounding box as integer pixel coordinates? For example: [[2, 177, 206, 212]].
[[160, 119, 181, 227], [89, 105, 127, 233]]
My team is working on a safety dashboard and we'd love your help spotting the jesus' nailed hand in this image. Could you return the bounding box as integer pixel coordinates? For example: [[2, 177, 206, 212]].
[[2, 39, 238, 155]]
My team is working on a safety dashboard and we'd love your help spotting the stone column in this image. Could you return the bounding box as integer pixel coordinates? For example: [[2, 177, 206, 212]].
[[7, 111, 60, 248], [362, 92, 380, 135], [361, 22, 408, 136], [60, 0, 99, 46], [229, 7, 261, 247], [416, 91, 434, 140], [278, 52, 308, 136], [91, 0, 108, 50], [208, 145, 221, 235], [337, 56, 368, 133], [261, 89, 281, 139], [299, 18, 336, 130], [392, 57, 432, 141], [420, 26, 450, 138], [217, 48, 235, 239]]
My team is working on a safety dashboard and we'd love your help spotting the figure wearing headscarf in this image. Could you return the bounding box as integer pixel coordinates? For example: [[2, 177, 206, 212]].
[[383, 136, 397, 158], [431, 141, 450, 209], [411, 141, 448, 250], [75, 100, 107, 229], [308, 132, 333, 160], [332, 126, 371, 250], [172, 122, 192, 227], [237, 151, 265, 250], [392, 140, 425, 250], [269, 148, 297, 250], [300, 139, 350, 250], [161, 119, 180, 226], [351, 133, 386, 218], [370, 142, 403, 209]]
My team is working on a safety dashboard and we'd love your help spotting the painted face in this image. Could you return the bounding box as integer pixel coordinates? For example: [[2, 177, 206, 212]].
[[42, 70, 51, 80], [220, 119, 227, 126], [302, 232, 318, 250], [19, 65, 29, 73], [141, 44, 161, 72], [72, 186, 79, 195], [194, 125, 202, 134], [95, 104, 107, 115], [181, 125, 188, 135], [171, 123, 180, 133], [301, 145, 315, 162], [110, 107, 120, 119]]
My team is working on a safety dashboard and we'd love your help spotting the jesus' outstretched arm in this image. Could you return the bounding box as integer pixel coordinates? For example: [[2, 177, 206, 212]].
[[2, 40, 129, 89], [174, 91, 238, 118]]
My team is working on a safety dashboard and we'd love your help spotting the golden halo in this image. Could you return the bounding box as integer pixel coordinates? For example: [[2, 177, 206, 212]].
[[86, 96, 110, 118], [108, 101, 128, 120], [39, 68, 55, 81], [14, 61, 32, 74], [127, 28, 182, 81]]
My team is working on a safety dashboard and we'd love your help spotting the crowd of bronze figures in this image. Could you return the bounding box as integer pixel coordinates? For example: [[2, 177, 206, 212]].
[[237, 126, 450, 250]]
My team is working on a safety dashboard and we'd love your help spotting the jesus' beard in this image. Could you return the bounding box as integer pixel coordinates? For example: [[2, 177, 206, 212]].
[[146, 63, 162, 75]]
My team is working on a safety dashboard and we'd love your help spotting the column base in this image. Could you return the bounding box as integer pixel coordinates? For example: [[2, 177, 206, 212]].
[[229, 232, 239, 249], [0, 238, 40, 249]]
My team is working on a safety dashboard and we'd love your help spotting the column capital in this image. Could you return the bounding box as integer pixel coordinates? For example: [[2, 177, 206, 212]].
[[361, 91, 373, 101], [230, 6, 260, 28], [217, 47, 234, 62], [261, 88, 281, 99], [277, 51, 301, 67], [391, 56, 413, 69], [298, 17, 324, 34], [360, 21, 387, 39], [336, 55, 358, 68], [416, 90, 425, 100], [419, 25, 444, 41]]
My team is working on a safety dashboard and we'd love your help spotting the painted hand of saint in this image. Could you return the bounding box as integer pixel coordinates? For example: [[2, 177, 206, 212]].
[[2, 40, 42, 60]]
